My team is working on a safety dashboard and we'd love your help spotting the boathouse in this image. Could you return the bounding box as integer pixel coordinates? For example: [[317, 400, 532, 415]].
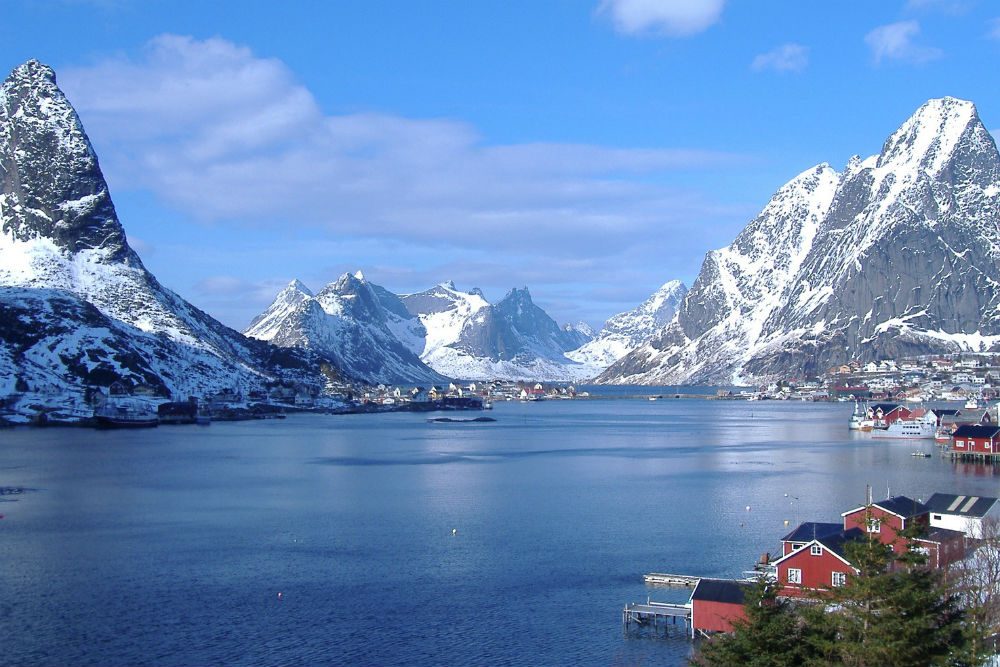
[[690, 579, 749, 634], [951, 424, 1000, 458], [841, 496, 929, 556], [926, 493, 1000, 539]]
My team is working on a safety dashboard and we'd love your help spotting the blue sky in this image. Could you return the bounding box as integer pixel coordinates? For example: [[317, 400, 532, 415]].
[[2, 0, 999, 330]]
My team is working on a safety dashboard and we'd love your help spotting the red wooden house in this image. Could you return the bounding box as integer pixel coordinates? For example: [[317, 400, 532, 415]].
[[951, 424, 1000, 456], [914, 527, 966, 569], [866, 403, 912, 428], [840, 495, 928, 556], [771, 527, 863, 597]]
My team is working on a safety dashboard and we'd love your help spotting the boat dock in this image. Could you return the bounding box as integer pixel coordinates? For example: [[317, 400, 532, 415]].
[[622, 599, 692, 635], [643, 572, 701, 587]]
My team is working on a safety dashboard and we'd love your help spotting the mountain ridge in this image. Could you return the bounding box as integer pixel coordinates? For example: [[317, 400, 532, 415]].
[[598, 96, 1000, 385]]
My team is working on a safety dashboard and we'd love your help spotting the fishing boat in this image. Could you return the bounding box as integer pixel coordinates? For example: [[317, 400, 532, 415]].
[[93, 401, 159, 428], [870, 419, 935, 439], [848, 401, 874, 431]]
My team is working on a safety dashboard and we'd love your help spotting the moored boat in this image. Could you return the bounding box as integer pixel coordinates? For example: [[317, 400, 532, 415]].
[[94, 402, 159, 428], [848, 401, 874, 431], [871, 419, 935, 439]]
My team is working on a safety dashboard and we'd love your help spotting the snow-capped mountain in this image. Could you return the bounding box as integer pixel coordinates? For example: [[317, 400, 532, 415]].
[[400, 283, 595, 381], [599, 97, 1000, 385], [567, 280, 687, 369], [0, 60, 327, 410], [245, 272, 445, 385]]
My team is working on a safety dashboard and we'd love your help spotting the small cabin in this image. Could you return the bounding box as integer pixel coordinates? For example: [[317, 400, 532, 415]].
[[841, 496, 929, 556]]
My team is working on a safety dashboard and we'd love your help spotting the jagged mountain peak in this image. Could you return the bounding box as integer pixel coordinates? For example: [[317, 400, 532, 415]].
[[353, 269, 365, 281], [441, 280, 456, 290], [8, 59, 57, 87], [1, 58, 133, 260], [877, 96, 983, 173], [598, 96, 1000, 386], [285, 279, 313, 297]]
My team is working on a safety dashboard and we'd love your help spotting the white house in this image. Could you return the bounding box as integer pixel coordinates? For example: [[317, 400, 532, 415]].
[[925, 493, 1000, 539]]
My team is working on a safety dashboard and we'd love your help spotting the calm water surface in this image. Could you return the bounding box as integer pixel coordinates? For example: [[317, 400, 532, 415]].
[[2, 398, 998, 666]]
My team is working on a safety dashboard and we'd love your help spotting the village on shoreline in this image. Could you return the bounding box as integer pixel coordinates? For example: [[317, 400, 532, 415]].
[[2, 351, 999, 428]]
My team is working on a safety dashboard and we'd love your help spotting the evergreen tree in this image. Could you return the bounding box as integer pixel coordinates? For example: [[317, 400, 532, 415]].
[[691, 577, 806, 667], [693, 510, 981, 667]]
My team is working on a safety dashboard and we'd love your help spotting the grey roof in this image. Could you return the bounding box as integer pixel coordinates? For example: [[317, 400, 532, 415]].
[[691, 578, 749, 605], [919, 526, 967, 543], [925, 493, 999, 518], [816, 527, 865, 560], [952, 424, 1000, 439], [876, 495, 929, 519], [781, 522, 843, 543]]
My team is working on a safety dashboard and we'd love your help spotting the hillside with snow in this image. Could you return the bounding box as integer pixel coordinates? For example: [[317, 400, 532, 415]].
[[567, 280, 687, 369], [245, 272, 445, 385], [0, 60, 330, 415], [598, 97, 1000, 385]]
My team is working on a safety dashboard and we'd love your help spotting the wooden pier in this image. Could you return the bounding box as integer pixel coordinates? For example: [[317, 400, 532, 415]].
[[622, 599, 693, 636], [643, 572, 701, 587]]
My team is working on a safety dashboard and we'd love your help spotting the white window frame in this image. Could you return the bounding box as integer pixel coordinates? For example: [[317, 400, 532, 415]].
[[867, 518, 881, 534], [810, 544, 823, 556], [787, 568, 802, 584], [832, 572, 847, 587], [956, 440, 965, 448]]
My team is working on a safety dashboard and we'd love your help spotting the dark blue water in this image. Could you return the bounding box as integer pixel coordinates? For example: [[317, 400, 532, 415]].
[[2, 399, 997, 666]]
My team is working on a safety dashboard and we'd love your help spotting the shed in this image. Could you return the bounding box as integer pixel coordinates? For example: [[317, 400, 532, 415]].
[[690, 578, 749, 634]]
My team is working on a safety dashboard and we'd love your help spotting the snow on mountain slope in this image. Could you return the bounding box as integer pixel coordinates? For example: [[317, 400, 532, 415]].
[[0, 60, 327, 410], [246, 273, 444, 385], [401, 283, 595, 381], [567, 280, 687, 369], [598, 97, 1000, 385]]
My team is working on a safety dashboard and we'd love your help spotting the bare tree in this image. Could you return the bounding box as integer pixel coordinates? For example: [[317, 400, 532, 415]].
[[949, 516, 1000, 662]]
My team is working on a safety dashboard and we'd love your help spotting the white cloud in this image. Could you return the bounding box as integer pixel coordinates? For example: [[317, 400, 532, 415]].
[[597, 0, 725, 37], [864, 20, 943, 65], [751, 44, 809, 73], [989, 18, 1000, 40], [58, 34, 746, 259]]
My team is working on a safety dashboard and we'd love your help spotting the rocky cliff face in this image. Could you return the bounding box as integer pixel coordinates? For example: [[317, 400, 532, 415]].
[[567, 280, 687, 369], [0, 60, 328, 409], [598, 97, 1000, 385], [400, 283, 594, 381]]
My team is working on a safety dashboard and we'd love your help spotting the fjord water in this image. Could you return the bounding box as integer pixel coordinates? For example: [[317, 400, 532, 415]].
[[2, 398, 997, 666]]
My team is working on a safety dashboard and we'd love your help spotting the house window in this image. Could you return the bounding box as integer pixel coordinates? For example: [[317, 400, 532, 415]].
[[832, 572, 847, 587], [810, 544, 823, 556], [867, 518, 881, 533], [933, 514, 942, 521], [787, 568, 802, 584], [956, 440, 965, 448]]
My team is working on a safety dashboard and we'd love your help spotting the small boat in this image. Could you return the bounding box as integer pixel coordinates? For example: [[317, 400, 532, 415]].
[[871, 419, 935, 439], [483, 401, 493, 410], [965, 398, 980, 410], [911, 451, 932, 458]]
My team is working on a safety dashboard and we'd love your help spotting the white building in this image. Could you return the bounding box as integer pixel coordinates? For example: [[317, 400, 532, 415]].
[[925, 493, 1000, 539]]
